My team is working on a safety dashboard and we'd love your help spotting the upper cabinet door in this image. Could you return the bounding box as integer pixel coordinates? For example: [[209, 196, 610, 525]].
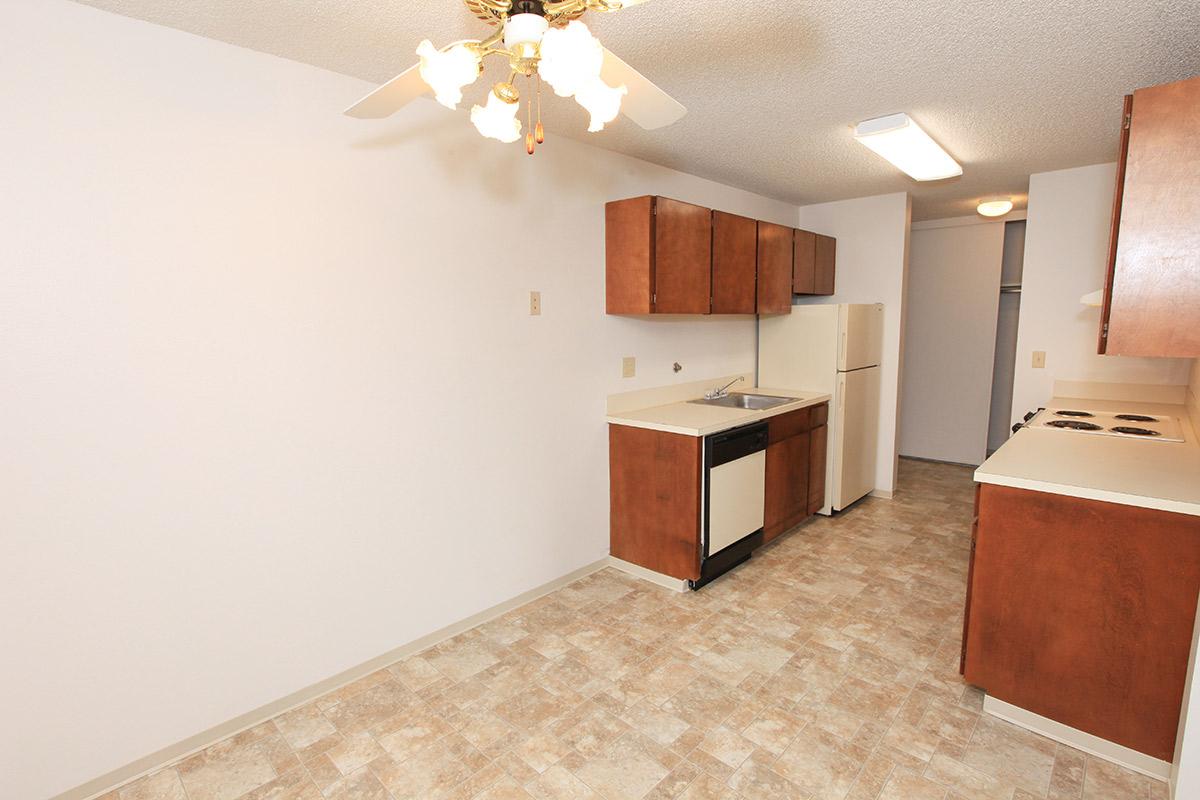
[[654, 197, 712, 314], [1103, 75, 1200, 357], [712, 211, 758, 314], [814, 234, 837, 296], [793, 229, 816, 295], [606, 196, 655, 314], [757, 221, 793, 315]]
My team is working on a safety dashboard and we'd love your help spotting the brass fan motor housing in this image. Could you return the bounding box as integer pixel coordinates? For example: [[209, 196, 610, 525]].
[[464, 0, 624, 27]]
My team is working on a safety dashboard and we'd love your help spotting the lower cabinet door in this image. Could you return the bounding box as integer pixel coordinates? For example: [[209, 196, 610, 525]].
[[764, 432, 810, 542], [808, 424, 828, 515]]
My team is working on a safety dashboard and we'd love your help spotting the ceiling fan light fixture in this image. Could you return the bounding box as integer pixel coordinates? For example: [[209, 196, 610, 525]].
[[416, 40, 481, 109], [575, 76, 627, 131], [976, 199, 1014, 217], [470, 86, 522, 143], [504, 12, 549, 49], [853, 113, 962, 181], [538, 21, 604, 98]]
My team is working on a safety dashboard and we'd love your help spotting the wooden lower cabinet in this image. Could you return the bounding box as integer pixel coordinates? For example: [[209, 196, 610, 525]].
[[765, 431, 810, 542], [608, 424, 702, 580], [962, 483, 1200, 760], [609, 401, 829, 581], [764, 403, 828, 542]]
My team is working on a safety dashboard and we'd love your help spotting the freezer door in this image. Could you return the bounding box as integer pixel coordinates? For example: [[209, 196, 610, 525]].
[[833, 366, 881, 510], [838, 303, 885, 371]]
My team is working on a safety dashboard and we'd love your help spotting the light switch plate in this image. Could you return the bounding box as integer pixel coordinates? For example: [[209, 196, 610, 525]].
[[529, 291, 541, 316], [622, 357, 636, 378], [1032, 350, 1046, 369]]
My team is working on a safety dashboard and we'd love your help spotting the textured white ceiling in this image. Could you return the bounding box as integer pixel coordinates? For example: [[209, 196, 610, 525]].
[[70, 0, 1200, 220]]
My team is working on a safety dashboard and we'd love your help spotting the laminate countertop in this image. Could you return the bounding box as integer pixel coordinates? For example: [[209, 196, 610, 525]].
[[975, 397, 1200, 517], [606, 387, 831, 438]]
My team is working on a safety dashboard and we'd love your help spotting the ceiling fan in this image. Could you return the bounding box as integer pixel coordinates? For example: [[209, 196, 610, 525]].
[[344, 0, 686, 154]]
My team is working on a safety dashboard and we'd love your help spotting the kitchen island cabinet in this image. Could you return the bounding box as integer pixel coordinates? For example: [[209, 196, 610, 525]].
[[962, 482, 1200, 762]]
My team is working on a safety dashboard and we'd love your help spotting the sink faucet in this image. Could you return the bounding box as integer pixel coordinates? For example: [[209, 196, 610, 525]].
[[705, 376, 744, 400]]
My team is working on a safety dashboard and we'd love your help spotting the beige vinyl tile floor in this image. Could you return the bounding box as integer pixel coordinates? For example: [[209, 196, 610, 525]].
[[99, 459, 1169, 800]]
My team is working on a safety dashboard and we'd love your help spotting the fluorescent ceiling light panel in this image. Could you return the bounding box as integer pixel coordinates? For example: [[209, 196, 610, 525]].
[[854, 113, 962, 181]]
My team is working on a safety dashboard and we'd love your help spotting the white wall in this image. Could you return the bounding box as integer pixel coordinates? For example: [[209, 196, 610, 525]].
[[0, 3, 801, 798], [899, 218, 1006, 465], [1011, 163, 1192, 419], [795, 193, 912, 496]]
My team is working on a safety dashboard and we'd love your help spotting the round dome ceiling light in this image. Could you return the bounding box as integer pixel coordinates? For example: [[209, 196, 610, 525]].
[[977, 199, 1014, 217]]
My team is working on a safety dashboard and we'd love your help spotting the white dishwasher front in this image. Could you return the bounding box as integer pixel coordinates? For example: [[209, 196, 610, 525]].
[[708, 450, 766, 553], [695, 421, 769, 589]]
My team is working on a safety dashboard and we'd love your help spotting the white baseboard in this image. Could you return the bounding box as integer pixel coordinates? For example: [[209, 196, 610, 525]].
[[982, 695, 1170, 781], [60, 558, 609, 800], [607, 556, 689, 593], [869, 488, 894, 499]]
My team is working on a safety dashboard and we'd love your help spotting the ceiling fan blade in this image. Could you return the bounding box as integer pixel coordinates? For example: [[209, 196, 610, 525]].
[[344, 61, 428, 119], [600, 48, 686, 130], [343, 40, 481, 119]]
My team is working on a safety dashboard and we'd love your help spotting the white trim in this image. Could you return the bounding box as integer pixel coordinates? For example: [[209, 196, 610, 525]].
[[59, 558, 610, 800], [911, 211, 1027, 231], [982, 695, 1171, 781], [607, 556, 689, 593], [869, 488, 894, 499]]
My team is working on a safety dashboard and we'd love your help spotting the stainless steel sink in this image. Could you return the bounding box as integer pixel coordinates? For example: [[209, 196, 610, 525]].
[[688, 393, 798, 410]]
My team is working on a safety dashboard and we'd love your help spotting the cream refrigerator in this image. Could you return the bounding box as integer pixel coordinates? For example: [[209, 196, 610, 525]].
[[758, 303, 884, 514]]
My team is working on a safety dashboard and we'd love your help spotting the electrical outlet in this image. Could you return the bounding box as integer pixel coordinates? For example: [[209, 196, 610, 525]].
[[1032, 350, 1046, 369], [622, 356, 636, 378], [529, 291, 541, 316]]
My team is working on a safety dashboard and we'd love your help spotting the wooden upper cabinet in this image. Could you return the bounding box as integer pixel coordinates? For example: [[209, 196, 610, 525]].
[[793, 229, 816, 294], [757, 221, 793, 315], [1100, 75, 1200, 357], [605, 196, 711, 315], [711, 211, 758, 314], [814, 234, 837, 295], [793, 229, 836, 296], [655, 197, 713, 313], [606, 196, 654, 314]]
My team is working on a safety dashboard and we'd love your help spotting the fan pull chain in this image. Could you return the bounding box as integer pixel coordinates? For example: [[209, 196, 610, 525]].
[[525, 87, 535, 155], [535, 75, 545, 144]]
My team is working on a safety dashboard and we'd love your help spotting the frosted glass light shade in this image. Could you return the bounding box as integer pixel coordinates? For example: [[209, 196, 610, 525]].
[[853, 113, 962, 181], [416, 40, 481, 109], [471, 91, 522, 143], [575, 76, 627, 132], [977, 199, 1014, 217], [538, 21, 604, 98], [504, 13, 549, 49]]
